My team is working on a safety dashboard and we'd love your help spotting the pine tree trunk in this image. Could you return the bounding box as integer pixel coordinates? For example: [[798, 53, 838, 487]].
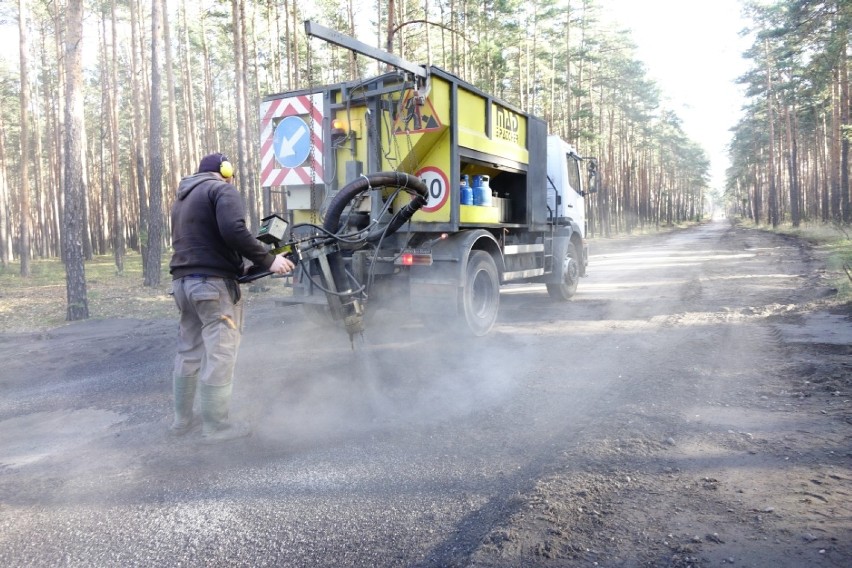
[[784, 103, 800, 227], [180, 0, 198, 169], [32, 80, 47, 257], [840, 30, 850, 223], [765, 40, 779, 227], [110, 0, 125, 272], [286, 3, 294, 85], [0, 111, 10, 266], [201, 20, 218, 150], [64, 0, 90, 321], [232, 0, 254, 228], [163, 0, 181, 201], [386, 0, 395, 53], [52, 0, 67, 262], [819, 113, 830, 221], [752, 154, 763, 223], [18, 0, 33, 277], [130, 0, 149, 271], [80, 124, 93, 260], [246, 1, 262, 226], [830, 70, 841, 221], [348, 0, 356, 78], [98, 12, 111, 256], [145, 0, 164, 287], [268, 0, 280, 91]]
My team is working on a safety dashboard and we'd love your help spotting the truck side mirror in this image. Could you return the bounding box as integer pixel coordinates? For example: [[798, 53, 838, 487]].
[[585, 160, 598, 195], [586, 176, 598, 195]]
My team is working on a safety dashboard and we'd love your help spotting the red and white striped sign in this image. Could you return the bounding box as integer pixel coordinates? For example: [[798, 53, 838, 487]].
[[260, 94, 325, 187]]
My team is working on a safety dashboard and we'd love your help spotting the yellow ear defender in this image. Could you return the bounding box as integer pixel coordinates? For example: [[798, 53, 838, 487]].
[[220, 157, 234, 179]]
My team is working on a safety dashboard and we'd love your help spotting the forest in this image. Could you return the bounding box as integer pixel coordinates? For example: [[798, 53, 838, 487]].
[[0, 0, 849, 320], [728, 0, 851, 229]]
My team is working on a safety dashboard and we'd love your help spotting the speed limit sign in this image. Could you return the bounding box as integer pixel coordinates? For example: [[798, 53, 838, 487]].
[[416, 166, 449, 213]]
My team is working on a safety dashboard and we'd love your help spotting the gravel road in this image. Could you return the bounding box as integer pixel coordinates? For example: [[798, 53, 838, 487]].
[[0, 220, 850, 567]]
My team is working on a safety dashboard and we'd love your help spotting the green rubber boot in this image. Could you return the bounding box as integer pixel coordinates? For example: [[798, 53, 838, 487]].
[[170, 374, 199, 436], [200, 382, 252, 443]]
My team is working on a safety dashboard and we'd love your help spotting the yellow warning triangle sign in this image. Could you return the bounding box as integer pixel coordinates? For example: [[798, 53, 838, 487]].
[[393, 90, 442, 134]]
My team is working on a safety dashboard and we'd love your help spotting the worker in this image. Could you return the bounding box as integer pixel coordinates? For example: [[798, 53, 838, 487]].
[[168, 152, 294, 443]]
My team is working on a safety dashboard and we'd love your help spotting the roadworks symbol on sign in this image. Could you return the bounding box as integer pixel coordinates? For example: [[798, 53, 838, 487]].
[[394, 91, 441, 134]]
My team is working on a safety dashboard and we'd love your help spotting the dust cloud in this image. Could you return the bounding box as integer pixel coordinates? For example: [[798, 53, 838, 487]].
[[237, 307, 526, 449]]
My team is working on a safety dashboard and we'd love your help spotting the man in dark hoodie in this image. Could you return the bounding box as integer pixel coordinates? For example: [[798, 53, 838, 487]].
[[169, 152, 294, 443]]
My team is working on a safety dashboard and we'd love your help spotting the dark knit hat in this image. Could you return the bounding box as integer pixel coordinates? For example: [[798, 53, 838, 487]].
[[197, 153, 228, 174]]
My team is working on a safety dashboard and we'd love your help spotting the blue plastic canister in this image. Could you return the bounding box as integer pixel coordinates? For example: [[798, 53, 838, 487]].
[[460, 174, 473, 205], [473, 175, 492, 207]]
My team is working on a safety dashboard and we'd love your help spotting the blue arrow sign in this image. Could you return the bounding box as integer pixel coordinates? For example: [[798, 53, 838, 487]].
[[273, 116, 311, 168]]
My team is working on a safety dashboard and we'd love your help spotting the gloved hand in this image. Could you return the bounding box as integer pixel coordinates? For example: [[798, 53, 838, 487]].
[[269, 253, 295, 275]]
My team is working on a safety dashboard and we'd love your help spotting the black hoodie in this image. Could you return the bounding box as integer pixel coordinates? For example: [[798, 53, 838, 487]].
[[169, 172, 274, 280]]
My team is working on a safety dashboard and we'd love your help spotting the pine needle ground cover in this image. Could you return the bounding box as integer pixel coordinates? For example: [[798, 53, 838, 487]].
[[0, 253, 175, 333]]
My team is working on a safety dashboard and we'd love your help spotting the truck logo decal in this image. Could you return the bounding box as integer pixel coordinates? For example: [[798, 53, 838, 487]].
[[394, 90, 442, 134], [494, 105, 520, 144], [260, 94, 325, 186]]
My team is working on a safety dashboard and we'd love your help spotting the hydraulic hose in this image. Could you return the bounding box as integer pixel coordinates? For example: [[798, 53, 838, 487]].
[[314, 172, 428, 342], [322, 171, 428, 240]]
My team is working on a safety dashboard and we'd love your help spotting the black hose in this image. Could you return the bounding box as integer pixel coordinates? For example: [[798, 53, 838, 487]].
[[322, 172, 428, 240], [307, 172, 428, 311], [239, 173, 425, 286]]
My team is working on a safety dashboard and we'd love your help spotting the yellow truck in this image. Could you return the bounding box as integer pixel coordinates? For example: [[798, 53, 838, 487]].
[[254, 22, 597, 340]]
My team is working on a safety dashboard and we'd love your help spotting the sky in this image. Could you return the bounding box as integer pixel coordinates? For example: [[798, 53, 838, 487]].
[[602, 0, 753, 191]]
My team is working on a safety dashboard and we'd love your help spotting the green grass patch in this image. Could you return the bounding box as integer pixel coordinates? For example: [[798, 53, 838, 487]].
[[0, 252, 176, 333]]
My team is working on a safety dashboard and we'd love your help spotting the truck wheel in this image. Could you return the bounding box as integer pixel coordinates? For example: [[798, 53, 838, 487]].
[[461, 250, 500, 336], [547, 242, 580, 301]]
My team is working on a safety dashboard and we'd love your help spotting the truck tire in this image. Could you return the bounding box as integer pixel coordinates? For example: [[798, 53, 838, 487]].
[[461, 250, 500, 336], [547, 241, 580, 301]]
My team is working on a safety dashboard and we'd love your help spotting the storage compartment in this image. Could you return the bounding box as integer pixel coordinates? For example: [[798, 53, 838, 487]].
[[459, 158, 525, 225]]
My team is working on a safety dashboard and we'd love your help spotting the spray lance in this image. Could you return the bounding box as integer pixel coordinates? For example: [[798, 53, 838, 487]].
[[240, 172, 428, 346], [238, 217, 364, 343]]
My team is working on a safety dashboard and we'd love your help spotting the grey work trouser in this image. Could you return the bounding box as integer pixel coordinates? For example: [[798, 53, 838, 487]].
[[172, 277, 244, 387]]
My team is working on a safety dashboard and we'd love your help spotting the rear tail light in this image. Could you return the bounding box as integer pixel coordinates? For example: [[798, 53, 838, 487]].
[[396, 253, 433, 266]]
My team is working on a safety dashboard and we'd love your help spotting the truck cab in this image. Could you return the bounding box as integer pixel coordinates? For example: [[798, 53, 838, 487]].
[[547, 136, 588, 237]]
